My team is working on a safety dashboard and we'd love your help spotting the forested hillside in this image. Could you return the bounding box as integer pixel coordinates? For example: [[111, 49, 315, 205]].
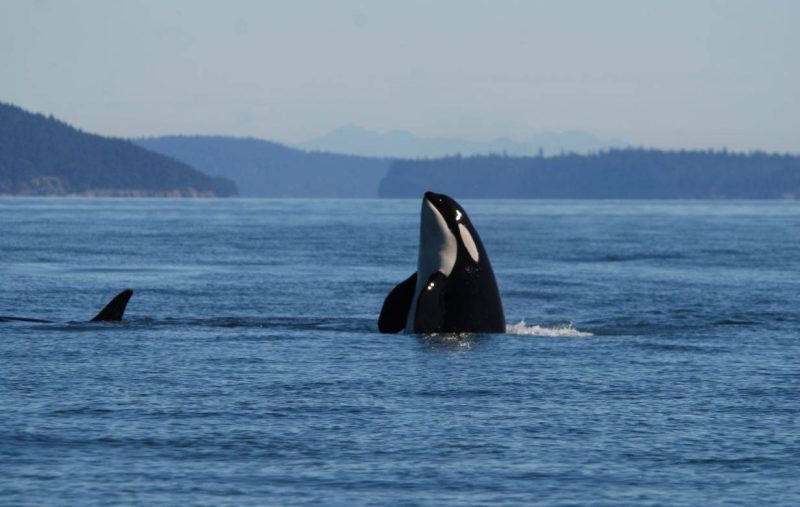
[[0, 103, 237, 196], [379, 150, 800, 199], [136, 136, 391, 197]]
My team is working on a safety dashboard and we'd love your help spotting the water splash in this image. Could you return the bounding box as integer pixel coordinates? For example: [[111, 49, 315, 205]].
[[506, 320, 593, 337]]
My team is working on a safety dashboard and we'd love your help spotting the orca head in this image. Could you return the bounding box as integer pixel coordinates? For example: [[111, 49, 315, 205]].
[[378, 191, 502, 334], [422, 191, 483, 267], [396, 191, 500, 334]]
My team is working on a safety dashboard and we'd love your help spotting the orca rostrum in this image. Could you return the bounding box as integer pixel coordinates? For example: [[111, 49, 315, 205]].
[[379, 192, 505, 334]]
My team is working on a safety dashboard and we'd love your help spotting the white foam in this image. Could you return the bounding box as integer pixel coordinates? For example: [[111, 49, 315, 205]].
[[506, 320, 593, 337]]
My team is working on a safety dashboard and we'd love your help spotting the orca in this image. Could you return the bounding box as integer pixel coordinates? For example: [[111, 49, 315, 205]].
[[0, 289, 133, 323], [379, 192, 505, 334]]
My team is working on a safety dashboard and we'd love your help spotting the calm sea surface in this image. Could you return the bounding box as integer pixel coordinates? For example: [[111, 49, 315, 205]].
[[1, 198, 798, 506]]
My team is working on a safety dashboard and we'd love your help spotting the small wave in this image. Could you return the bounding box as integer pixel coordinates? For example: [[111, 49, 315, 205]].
[[713, 318, 757, 326], [506, 320, 593, 337]]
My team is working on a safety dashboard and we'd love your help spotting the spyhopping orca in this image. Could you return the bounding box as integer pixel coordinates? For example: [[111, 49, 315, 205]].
[[0, 289, 133, 323], [379, 192, 505, 334]]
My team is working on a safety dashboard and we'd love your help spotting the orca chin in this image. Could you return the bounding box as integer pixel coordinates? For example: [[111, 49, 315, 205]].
[[0, 289, 134, 324], [379, 192, 505, 334]]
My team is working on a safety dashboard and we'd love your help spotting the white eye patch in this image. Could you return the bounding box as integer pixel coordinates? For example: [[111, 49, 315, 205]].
[[458, 223, 480, 263]]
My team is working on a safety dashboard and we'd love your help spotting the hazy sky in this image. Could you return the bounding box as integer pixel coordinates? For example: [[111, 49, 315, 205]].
[[1, 0, 798, 152]]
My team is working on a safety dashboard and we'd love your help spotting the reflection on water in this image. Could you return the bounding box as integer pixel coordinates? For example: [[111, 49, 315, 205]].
[[416, 332, 490, 351]]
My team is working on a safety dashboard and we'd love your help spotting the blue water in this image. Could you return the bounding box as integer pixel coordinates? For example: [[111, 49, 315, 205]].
[[1, 198, 798, 506]]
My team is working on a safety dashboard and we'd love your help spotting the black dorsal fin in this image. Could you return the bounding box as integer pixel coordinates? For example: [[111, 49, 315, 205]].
[[91, 289, 133, 322], [378, 273, 417, 333]]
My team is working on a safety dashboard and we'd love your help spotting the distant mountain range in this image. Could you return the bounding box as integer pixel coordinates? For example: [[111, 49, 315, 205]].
[[0, 103, 236, 197], [135, 136, 391, 198], [303, 125, 627, 158]]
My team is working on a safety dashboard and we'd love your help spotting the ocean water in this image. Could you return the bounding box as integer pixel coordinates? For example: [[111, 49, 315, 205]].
[[0, 198, 798, 506]]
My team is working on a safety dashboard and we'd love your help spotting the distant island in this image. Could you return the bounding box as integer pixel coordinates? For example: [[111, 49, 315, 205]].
[[136, 136, 391, 198], [379, 151, 800, 199], [139, 134, 799, 200], [0, 103, 236, 197], [3, 101, 798, 199]]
